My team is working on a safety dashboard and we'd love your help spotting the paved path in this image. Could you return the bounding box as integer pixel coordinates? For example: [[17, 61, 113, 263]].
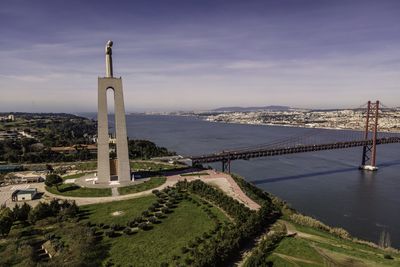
[[38, 170, 260, 209], [111, 187, 119, 197], [42, 179, 177, 206], [161, 170, 260, 210]]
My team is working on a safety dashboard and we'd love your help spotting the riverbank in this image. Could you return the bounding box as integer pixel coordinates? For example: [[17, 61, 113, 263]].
[[229, 174, 400, 266]]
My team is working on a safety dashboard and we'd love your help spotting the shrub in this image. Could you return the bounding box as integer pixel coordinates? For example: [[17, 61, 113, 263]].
[[13, 203, 31, 222], [148, 216, 159, 224], [133, 216, 144, 223], [161, 207, 170, 214], [1, 209, 16, 237], [172, 255, 180, 260], [142, 210, 150, 217], [155, 213, 163, 219], [45, 174, 63, 189], [188, 240, 196, 248], [123, 228, 131, 235], [202, 232, 210, 239], [28, 202, 52, 223], [152, 202, 161, 208], [184, 258, 193, 265], [166, 203, 175, 208], [128, 220, 138, 228], [138, 222, 148, 230], [384, 254, 394, 260], [104, 230, 116, 238], [181, 246, 189, 254], [290, 213, 350, 239]]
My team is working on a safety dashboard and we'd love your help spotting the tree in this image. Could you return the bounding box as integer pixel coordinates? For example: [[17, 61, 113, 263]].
[[45, 174, 63, 190], [0, 208, 14, 237], [28, 202, 52, 224], [13, 203, 31, 222], [46, 164, 54, 173]]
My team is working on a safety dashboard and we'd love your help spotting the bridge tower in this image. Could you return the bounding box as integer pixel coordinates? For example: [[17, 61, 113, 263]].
[[222, 154, 231, 173], [360, 100, 379, 171]]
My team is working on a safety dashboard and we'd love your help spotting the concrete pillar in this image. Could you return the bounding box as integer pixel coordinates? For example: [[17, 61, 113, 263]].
[[97, 77, 131, 183]]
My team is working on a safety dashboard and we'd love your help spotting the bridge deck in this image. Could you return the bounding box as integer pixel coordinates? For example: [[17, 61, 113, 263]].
[[190, 137, 400, 164]]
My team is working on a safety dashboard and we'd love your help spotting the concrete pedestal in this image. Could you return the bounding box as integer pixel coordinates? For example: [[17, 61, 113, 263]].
[[97, 77, 131, 183]]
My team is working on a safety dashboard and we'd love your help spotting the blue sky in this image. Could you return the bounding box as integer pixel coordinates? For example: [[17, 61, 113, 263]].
[[1, 0, 400, 112]]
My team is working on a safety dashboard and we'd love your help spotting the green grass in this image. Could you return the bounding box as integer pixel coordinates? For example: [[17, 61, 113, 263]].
[[46, 184, 112, 197], [102, 198, 226, 266], [264, 221, 400, 267], [74, 160, 182, 172], [272, 237, 325, 265], [118, 177, 167, 195], [61, 172, 90, 180], [180, 172, 209, 176], [75, 161, 97, 171], [80, 195, 156, 225], [130, 161, 180, 171]]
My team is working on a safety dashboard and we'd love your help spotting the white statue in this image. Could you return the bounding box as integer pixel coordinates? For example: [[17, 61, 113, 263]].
[[105, 40, 113, 77]]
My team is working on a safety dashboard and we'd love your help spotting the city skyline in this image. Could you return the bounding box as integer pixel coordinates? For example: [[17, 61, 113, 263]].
[[1, 0, 400, 112]]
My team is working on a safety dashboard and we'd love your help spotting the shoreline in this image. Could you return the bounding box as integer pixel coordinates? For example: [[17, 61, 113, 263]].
[[202, 118, 400, 133], [125, 113, 400, 133]]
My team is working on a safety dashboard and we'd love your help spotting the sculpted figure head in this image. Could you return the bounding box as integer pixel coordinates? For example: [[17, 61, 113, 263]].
[[106, 40, 113, 55]]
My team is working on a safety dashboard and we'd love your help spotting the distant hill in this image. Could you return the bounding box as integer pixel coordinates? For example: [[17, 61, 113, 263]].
[[212, 105, 291, 112]]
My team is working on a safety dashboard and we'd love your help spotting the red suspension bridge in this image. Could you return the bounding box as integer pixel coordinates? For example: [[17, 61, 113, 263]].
[[189, 100, 400, 173]]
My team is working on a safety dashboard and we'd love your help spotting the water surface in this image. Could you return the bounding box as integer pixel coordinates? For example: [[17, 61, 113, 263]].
[[118, 114, 400, 247]]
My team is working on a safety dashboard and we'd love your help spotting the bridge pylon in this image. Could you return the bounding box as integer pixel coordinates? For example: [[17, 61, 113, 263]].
[[221, 152, 231, 173], [360, 100, 379, 171]]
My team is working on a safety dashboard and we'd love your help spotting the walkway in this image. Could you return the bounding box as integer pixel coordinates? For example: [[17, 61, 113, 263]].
[[168, 170, 260, 210], [41, 170, 260, 209]]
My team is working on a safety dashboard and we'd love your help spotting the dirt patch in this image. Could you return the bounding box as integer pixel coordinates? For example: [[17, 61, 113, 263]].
[[111, 211, 124, 216]]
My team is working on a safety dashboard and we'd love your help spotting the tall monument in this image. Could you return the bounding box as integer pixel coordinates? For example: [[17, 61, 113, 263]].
[[97, 40, 131, 183]]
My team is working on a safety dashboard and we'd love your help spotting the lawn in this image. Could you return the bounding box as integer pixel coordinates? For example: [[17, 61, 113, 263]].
[[46, 183, 112, 197], [75, 161, 97, 171], [118, 177, 167, 195], [130, 161, 181, 171], [74, 160, 182, 172], [80, 195, 156, 225], [270, 237, 325, 266], [61, 172, 90, 180], [264, 221, 400, 267], [102, 198, 226, 266]]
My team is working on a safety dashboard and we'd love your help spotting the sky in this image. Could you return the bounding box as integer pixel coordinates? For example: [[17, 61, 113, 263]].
[[1, 0, 400, 112]]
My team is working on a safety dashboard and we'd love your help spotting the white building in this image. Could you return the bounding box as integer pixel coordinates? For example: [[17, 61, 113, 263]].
[[11, 188, 38, 201]]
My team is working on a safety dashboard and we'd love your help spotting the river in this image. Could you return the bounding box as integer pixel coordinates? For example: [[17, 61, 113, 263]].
[[109, 113, 400, 247]]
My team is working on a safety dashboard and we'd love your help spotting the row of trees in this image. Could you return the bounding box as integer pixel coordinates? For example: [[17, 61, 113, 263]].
[[243, 227, 287, 267], [174, 179, 280, 267], [0, 139, 175, 164], [90, 187, 185, 239], [128, 139, 176, 159], [0, 199, 79, 237]]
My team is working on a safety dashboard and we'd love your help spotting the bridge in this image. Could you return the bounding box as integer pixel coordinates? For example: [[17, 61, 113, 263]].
[[189, 100, 400, 173]]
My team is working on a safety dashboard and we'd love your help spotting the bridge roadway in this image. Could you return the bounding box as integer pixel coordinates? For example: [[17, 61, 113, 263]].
[[190, 137, 400, 164]]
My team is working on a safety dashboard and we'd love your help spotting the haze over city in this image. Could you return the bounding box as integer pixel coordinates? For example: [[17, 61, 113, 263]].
[[1, 0, 400, 112]]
